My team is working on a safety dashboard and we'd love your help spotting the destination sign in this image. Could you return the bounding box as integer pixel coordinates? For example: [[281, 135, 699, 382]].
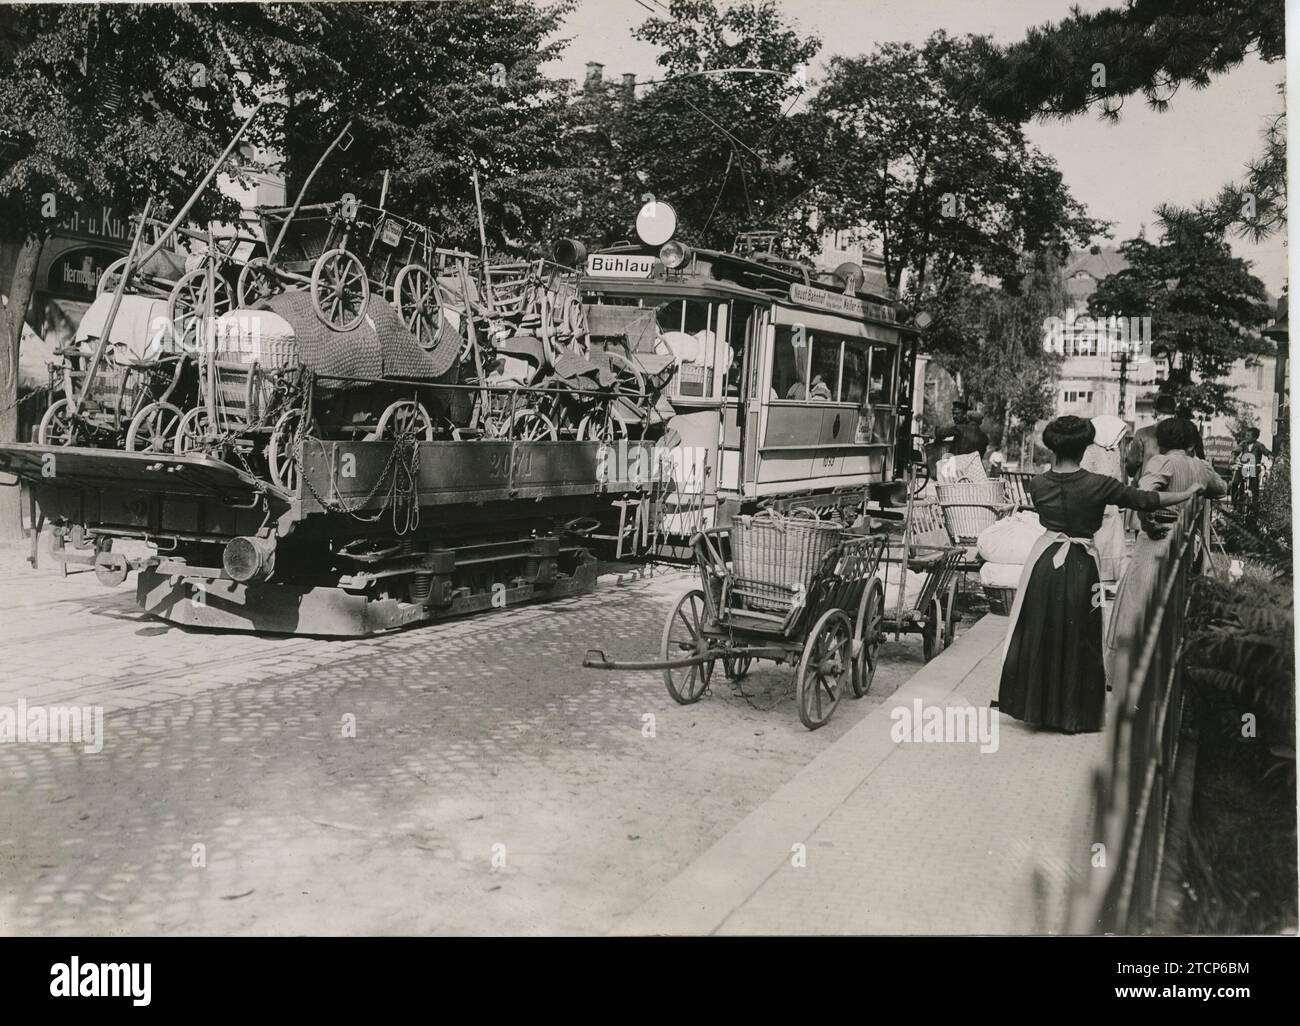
[[789, 283, 895, 323], [586, 254, 659, 278]]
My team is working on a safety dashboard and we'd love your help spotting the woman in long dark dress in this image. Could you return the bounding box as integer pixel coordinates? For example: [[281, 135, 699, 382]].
[[997, 416, 1200, 733]]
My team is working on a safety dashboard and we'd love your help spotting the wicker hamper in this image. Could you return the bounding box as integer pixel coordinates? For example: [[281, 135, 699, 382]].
[[730, 512, 843, 612], [935, 480, 1009, 543]]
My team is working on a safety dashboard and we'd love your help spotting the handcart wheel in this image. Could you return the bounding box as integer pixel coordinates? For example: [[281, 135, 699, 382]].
[[797, 608, 851, 730], [97, 257, 132, 296], [173, 407, 215, 455], [942, 577, 958, 649], [722, 655, 753, 680], [850, 579, 885, 698], [237, 257, 279, 307], [510, 408, 558, 441], [922, 597, 943, 663], [37, 399, 78, 447], [125, 402, 183, 453], [373, 400, 434, 441], [392, 264, 441, 349], [606, 351, 647, 422], [661, 589, 716, 705], [577, 409, 628, 442], [268, 408, 317, 491], [311, 248, 370, 332], [168, 269, 233, 351]]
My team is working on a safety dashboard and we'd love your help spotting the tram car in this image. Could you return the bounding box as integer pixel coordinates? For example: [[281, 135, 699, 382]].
[[574, 201, 920, 539], [1, 195, 918, 637]]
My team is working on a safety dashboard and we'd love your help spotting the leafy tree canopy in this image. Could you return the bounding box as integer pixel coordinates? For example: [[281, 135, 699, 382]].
[[1087, 208, 1272, 416], [810, 32, 1107, 293], [959, 0, 1285, 123], [562, 0, 823, 253]]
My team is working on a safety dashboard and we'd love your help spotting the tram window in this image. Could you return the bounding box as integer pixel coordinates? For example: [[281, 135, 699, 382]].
[[808, 337, 841, 401], [772, 325, 808, 399], [868, 344, 896, 404], [842, 342, 870, 406], [726, 303, 752, 397], [655, 299, 722, 398]]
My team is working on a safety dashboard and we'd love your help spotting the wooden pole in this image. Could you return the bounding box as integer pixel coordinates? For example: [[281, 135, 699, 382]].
[[73, 197, 154, 415], [455, 257, 491, 427], [271, 119, 354, 261], [471, 168, 489, 264], [135, 102, 264, 270]]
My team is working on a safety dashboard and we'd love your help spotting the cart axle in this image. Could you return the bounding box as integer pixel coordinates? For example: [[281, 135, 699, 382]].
[[583, 645, 789, 671]]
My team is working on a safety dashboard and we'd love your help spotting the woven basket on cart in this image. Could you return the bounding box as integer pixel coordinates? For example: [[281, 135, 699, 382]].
[[934, 480, 1009, 544], [729, 511, 843, 613]]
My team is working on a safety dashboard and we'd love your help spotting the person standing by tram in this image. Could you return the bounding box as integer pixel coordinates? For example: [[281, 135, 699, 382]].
[[934, 401, 989, 458]]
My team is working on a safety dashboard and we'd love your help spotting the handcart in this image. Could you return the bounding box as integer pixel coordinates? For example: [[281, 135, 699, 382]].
[[584, 516, 889, 730], [879, 541, 966, 662]]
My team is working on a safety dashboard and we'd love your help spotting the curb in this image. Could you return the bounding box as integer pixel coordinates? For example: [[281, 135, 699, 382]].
[[611, 613, 1008, 935]]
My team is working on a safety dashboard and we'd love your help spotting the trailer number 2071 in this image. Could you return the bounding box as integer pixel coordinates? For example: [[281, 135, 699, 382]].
[[486, 449, 534, 479]]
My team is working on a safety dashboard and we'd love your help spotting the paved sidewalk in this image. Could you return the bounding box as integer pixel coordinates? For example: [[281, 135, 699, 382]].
[[614, 614, 1107, 935]]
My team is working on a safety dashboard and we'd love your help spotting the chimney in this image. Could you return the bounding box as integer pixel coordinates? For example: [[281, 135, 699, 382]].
[[622, 72, 635, 90], [584, 62, 604, 89]]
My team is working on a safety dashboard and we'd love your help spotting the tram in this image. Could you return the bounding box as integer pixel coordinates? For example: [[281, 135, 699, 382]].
[[575, 201, 919, 543]]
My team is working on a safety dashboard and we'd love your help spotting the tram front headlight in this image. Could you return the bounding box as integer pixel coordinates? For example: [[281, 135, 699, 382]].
[[659, 240, 692, 270]]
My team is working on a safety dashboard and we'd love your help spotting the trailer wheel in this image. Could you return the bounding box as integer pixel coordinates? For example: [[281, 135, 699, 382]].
[[38, 399, 78, 447], [373, 400, 434, 441], [311, 249, 369, 332]]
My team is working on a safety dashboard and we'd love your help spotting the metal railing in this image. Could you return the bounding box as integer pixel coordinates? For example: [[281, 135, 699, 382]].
[[1063, 500, 1205, 933]]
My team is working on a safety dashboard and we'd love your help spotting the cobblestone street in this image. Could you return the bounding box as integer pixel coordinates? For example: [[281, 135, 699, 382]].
[[0, 550, 936, 935]]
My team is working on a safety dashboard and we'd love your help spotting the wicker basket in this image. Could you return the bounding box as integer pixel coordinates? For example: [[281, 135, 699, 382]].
[[730, 512, 842, 612], [935, 480, 1009, 543], [983, 584, 1016, 616]]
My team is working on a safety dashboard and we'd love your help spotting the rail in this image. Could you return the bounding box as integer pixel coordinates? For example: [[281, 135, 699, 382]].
[[1064, 499, 1205, 933]]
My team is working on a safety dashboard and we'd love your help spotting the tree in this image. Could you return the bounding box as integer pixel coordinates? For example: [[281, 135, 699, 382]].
[[1087, 209, 1272, 417], [1201, 86, 1286, 243], [810, 32, 1106, 294], [276, 0, 580, 257], [960, 0, 1285, 123], [920, 252, 1066, 457], [564, 0, 823, 253]]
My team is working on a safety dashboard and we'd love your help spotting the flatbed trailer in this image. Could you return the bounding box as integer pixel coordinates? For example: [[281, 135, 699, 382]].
[[0, 436, 662, 636]]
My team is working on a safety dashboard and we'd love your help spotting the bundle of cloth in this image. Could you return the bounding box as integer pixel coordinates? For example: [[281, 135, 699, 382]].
[[935, 449, 988, 483], [881, 567, 930, 610], [253, 290, 444, 388], [976, 509, 1046, 590]]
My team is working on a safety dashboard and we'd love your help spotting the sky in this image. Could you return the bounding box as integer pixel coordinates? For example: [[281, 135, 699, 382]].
[[545, 0, 1287, 295]]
